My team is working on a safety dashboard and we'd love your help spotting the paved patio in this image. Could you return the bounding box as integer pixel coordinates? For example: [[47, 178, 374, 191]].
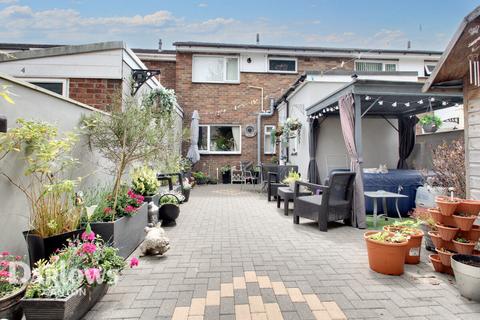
[[86, 184, 480, 319]]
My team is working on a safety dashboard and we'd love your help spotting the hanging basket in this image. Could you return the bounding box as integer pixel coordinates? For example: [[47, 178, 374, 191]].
[[158, 194, 180, 227]]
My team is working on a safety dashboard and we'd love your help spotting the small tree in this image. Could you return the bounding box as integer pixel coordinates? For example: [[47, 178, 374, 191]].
[[431, 139, 466, 198], [82, 97, 171, 220]]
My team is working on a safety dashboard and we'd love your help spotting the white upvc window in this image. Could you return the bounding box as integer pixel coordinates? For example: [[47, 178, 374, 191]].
[[354, 60, 397, 72], [264, 125, 276, 154], [268, 57, 297, 73], [192, 55, 240, 83], [198, 124, 242, 154], [22, 78, 68, 97]]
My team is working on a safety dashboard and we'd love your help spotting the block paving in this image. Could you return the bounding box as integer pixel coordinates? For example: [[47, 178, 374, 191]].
[[85, 185, 480, 319]]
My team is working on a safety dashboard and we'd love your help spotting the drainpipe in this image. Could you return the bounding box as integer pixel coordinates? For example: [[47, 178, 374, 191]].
[[285, 99, 290, 163], [257, 98, 275, 165]]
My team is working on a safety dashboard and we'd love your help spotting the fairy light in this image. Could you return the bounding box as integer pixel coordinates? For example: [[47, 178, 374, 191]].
[[442, 101, 448, 106], [430, 97, 435, 102], [405, 102, 410, 107], [378, 100, 383, 106], [392, 102, 397, 107], [418, 99, 424, 104], [365, 96, 371, 101]]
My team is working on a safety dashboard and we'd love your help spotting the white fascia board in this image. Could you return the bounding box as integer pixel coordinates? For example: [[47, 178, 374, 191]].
[[135, 53, 176, 62]]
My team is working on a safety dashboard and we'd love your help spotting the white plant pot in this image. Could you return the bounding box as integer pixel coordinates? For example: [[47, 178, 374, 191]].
[[451, 254, 480, 302]]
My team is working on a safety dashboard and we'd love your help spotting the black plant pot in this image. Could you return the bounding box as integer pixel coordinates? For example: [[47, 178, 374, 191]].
[[221, 171, 231, 184], [21, 283, 108, 320], [183, 189, 190, 202], [90, 203, 147, 258], [422, 123, 438, 133], [23, 229, 85, 269], [159, 204, 180, 227], [0, 283, 27, 320]]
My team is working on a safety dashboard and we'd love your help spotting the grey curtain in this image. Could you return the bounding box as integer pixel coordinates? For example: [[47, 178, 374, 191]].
[[186, 110, 200, 164], [307, 118, 320, 184], [397, 116, 419, 169], [339, 94, 366, 229]]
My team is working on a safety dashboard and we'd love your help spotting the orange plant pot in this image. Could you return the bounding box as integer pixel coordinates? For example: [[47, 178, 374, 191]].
[[428, 208, 443, 225], [364, 231, 408, 276], [436, 198, 459, 216], [452, 239, 476, 255], [429, 254, 444, 273], [436, 248, 455, 267], [456, 199, 480, 216], [465, 225, 480, 242], [405, 232, 424, 264], [453, 214, 477, 231], [436, 223, 459, 241], [428, 231, 443, 249]]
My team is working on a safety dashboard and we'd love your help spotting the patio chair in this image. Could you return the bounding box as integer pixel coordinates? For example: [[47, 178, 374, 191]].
[[267, 165, 298, 201], [293, 171, 356, 232], [260, 164, 279, 191]]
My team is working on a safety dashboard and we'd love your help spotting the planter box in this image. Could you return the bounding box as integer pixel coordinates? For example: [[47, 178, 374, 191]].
[[23, 229, 85, 268], [22, 284, 107, 320], [90, 203, 147, 258]]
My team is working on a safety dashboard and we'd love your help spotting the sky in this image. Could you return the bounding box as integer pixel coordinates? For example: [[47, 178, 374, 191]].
[[0, 0, 478, 51]]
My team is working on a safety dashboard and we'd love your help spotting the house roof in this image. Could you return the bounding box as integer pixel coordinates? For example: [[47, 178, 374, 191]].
[[423, 5, 480, 92], [174, 41, 443, 56], [306, 79, 463, 118], [0, 43, 60, 51], [0, 41, 126, 62]]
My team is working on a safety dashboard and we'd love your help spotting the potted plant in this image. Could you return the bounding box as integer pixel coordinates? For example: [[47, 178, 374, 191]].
[[21, 227, 135, 320], [220, 165, 231, 184], [436, 196, 459, 216], [282, 171, 301, 191], [0, 119, 85, 267], [182, 178, 192, 202], [436, 248, 455, 267], [419, 114, 442, 133], [451, 254, 480, 302], [411, 208, 437, 251], [452, 237, 476, 255], [455, 199, 480, 216], [158, 193, 181, 227], [131, 166, 161, 224], [0, 252, 28, 320], [86, 187, 147, 258], [435, 223, 459, 242], [192, 171, 208, 185], [383, 222, 424, 264], [452, 211, 478, 231], [364, 231, 408, 276]]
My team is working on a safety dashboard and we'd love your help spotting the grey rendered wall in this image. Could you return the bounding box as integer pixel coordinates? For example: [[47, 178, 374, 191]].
[[0, 78, 113, 258]]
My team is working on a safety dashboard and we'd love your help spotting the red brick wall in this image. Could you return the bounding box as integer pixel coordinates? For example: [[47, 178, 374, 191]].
[[141, 60, 177, 90], [176, 52, 353, 178], [69, 78, 122, 111]]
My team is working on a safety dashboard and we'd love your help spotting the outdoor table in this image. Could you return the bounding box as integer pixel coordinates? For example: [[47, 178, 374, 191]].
[[277, 186, 311, 216], [364, 190, 408, 227]]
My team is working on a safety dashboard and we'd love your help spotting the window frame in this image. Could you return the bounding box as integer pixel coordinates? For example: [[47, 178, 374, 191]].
[[267, 57, 298, 74], [424, 63, 437, 76], [354, 60, 398, 72], [22, 78, 69, 97], [192, 55, 240, 84], [263, 125, 276, 155], [198, 124, 242, 155]]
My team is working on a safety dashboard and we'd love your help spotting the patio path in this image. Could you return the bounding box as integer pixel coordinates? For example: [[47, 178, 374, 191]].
[[86, 184, 480, 320]]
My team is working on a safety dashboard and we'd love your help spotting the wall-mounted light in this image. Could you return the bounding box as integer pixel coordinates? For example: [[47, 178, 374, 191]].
[[0, 115, 7, 133], [131, 69, 161, 96]]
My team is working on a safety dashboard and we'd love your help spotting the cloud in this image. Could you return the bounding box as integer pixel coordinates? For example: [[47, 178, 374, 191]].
[[197, 3, 208, 8]]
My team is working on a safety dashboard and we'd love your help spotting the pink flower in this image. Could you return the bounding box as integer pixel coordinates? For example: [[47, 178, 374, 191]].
[[127, 190, 136, 198], [0, 260, 9, 267], [125, 205, 136, 213], [15, 256, 22, 261], [1, 251, 9, 257], [0, 270, 10, 278], [84, 268, 101, 284], [104, 207, 112, 215], [81, 243, 97, 254], [81, 231, 95, 242], [136, 194, 144, 202], [136, 198, 143, 205], [129, 257, 139, 268]]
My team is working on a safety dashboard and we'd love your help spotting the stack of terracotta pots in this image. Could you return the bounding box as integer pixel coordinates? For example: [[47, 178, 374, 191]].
[[428, 197, 480, 275]]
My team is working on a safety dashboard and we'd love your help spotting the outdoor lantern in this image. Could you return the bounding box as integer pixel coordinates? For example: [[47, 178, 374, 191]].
[[0, 115, 6, 133]]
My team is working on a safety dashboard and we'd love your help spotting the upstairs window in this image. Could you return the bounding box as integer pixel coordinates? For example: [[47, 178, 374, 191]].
[[268, 57, 297, 73], [24, 78, 68, 96], [264, 125, 276, 154], [192, 56, 239, 83], [355, 61, 397, 72]]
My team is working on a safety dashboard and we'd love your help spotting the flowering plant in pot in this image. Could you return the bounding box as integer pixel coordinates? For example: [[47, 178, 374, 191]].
[[383, 221, 424, 264], [419, 114, 442, 133], [21, 226, 137, 320], [0, 252, 28, 320], [364, 231, 408, 276], [86, 187, 147, 258], [131, 166, 160, 199], [0, 119, 84, 266], [158, 193, 181, 227], [282, 170, 301, 191]]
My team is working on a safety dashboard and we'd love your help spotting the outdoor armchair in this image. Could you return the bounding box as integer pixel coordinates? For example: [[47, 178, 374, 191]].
[[293, 172, 356, 231]]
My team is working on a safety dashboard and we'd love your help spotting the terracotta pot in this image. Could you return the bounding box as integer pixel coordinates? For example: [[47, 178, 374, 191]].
[[427, 208, 443, 225], [428, 231, 443, 249], [465, 225, 480, 242], [383, 226, 424, 265], [436, 223, 459, 241], [436, 198, 459, 216], [452, 240, 476, 255], [436, 248, 455, 267], [364, 231, 408, 276], [453, 214, 477, 231], [429, 254, 444, 273], [456, 199, 480, 216]]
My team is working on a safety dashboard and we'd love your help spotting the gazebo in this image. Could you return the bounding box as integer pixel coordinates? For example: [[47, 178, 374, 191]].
[[305, 79, 463, 228]]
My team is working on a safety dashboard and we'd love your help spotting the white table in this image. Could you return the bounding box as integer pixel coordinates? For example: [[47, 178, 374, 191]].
[[364, 190, 408, 227]]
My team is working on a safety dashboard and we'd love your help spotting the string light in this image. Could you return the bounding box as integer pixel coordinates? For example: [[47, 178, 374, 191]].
[[418, 99, 424, 104], [442, 101, 448, 106], [405, 102, 410, 107], [365, 96, 371, 101], [392, 102, 397, 107], [378, 100, 383, 105], [430, 97, 435, 102]]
